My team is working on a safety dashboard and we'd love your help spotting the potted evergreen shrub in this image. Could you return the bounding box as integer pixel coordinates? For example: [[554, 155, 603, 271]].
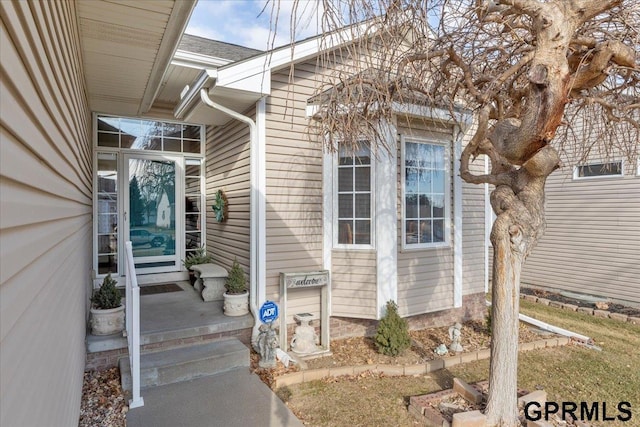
[[90, 273, 125, 336], [223, 259, 249, 316], [182, 247, 213, 286]]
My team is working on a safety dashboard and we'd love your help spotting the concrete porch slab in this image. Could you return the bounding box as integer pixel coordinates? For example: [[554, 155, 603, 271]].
[[86, 281, 253, 353]]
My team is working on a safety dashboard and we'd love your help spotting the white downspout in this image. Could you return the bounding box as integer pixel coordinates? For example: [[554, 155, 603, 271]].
[[200, 89, 263, 348]]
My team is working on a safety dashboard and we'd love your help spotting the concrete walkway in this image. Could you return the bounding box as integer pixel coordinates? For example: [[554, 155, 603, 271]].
[[127, 368, 304, 427]]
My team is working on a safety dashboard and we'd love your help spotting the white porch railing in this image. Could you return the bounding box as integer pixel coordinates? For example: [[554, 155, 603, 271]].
[[124, 241, 144, 408]]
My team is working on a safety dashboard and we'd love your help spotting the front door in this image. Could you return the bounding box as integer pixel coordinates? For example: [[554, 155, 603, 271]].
[[124, 153, 182, 273]]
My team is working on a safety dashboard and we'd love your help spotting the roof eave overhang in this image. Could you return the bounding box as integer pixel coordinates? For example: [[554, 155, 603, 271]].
[[138, 0, 197, 115]]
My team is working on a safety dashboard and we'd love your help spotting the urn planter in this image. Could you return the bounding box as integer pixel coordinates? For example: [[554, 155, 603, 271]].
[[223, 291, 249, 317], [90, 305, 125, 335]]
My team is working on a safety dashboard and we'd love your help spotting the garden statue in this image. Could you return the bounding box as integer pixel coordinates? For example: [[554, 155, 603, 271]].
[[290, 313, 319, 355], [257, 322, 278, 368], [448, 322, 463, 353]]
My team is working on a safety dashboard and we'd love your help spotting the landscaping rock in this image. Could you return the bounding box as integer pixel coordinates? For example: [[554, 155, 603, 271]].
[[594, 309, 611, 318], [452, 410, 486, 427], [577, 307, 594, 315], [453, 378, 482, 404], [518, 389, 547, 409], [609, 312, 628, 322]]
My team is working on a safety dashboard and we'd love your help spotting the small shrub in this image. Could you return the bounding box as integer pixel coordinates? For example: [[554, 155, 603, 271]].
[[182, 247, 213, 269], [374, 300, 411, 356], [276, 386, 292, 403], [91, 273, 122, 309], [225, 258, 247, 294], [485, 308, 492, 335]]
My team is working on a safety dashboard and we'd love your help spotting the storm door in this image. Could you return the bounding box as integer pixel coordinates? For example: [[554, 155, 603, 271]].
[[124, 153, 182, 273]]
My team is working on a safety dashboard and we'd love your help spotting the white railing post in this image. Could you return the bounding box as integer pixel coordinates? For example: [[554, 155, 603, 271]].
[[125, 241, 144, 408]]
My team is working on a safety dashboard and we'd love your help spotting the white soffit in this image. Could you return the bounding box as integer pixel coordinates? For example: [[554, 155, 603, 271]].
[[154, 64, 201, 110], [77, 0, 195, 116]]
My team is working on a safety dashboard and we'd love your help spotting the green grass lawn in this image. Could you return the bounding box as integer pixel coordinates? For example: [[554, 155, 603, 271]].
[[452, 301, 640, 426], [283, 300, 640, 427]]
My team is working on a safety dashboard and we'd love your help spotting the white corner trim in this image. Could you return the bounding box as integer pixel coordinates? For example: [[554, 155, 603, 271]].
[[484, 155, 491, 294], [453, 127, 463, 308], [256, 97, 267, 309], [376, 123, 398, 318], [323, 150, 334, 317]]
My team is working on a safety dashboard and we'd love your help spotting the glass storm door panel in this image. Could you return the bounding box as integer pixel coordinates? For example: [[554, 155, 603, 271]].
[[125, 155, 181, 272]]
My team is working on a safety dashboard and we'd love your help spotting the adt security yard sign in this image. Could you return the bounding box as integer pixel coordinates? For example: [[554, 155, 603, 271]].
[[259, 301, 279, 323]]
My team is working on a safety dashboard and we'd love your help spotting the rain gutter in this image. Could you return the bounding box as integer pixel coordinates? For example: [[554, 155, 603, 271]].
[[199, 88, 263, 349]]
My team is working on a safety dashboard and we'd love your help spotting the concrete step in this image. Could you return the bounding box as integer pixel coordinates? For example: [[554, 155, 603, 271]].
[[120, 337, 249, 391]]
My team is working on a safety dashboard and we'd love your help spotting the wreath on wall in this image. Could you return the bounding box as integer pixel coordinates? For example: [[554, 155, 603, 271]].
[[211, 189, 227, 223]]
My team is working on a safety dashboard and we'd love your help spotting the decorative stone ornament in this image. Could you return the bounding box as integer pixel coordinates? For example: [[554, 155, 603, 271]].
[[448, 322, 463, 353], [290, 313, 320, 355], [434, 343, 449, 356], [257, 323, 278, 368], [90, 305, 125, 336]]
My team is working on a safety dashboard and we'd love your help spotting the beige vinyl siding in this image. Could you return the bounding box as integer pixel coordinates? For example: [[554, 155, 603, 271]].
[[461, 148, 487, 296], [205, 115, 252, 275], [331, 250, 378, 319], [265, 63, 325, 319], [396, 118, 455, 317], [521, 162, 640, 305], [0, 1, 92, 426]]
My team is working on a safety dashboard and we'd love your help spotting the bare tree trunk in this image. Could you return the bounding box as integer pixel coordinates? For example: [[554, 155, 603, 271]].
[[483, 167, 552, 425], [485, 211, 526, 426]]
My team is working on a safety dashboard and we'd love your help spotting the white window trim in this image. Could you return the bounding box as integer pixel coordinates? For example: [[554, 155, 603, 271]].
[[572, 160, 624, 180], [333, 144, 376, 250], [400, 135, 452, 250], [95, 113, 205, 154]]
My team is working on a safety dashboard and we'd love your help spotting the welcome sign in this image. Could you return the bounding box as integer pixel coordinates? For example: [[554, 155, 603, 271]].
[[283, 271, 329, 289], [279, 270, 331, 356]]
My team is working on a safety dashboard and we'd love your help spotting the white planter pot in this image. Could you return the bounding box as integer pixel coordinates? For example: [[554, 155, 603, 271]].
[[223, 291, 249, 317], [90, 305, 125, 335]]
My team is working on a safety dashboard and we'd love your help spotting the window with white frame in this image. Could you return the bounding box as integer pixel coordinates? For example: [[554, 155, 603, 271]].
[[402, 138, 449, 247], [574, 161, 623, 179], [337, 143, 372, 246]]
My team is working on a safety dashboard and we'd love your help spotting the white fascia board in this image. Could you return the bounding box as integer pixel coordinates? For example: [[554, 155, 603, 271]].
[[172, 50, 233, 69], [217, 24, 363, 90], [173, 69, 217, 119], [216, 69, 271, 95]]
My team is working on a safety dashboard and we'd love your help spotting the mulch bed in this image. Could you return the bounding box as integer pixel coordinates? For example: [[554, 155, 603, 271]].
[[79, 367, 127, 427], [521, 287, 640, 317], [251, 320, 542, 388]]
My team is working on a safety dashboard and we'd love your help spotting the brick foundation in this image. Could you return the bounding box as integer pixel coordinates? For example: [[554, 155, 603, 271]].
[[85, 327, 252, 371], [329, 292, 487, 340]]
